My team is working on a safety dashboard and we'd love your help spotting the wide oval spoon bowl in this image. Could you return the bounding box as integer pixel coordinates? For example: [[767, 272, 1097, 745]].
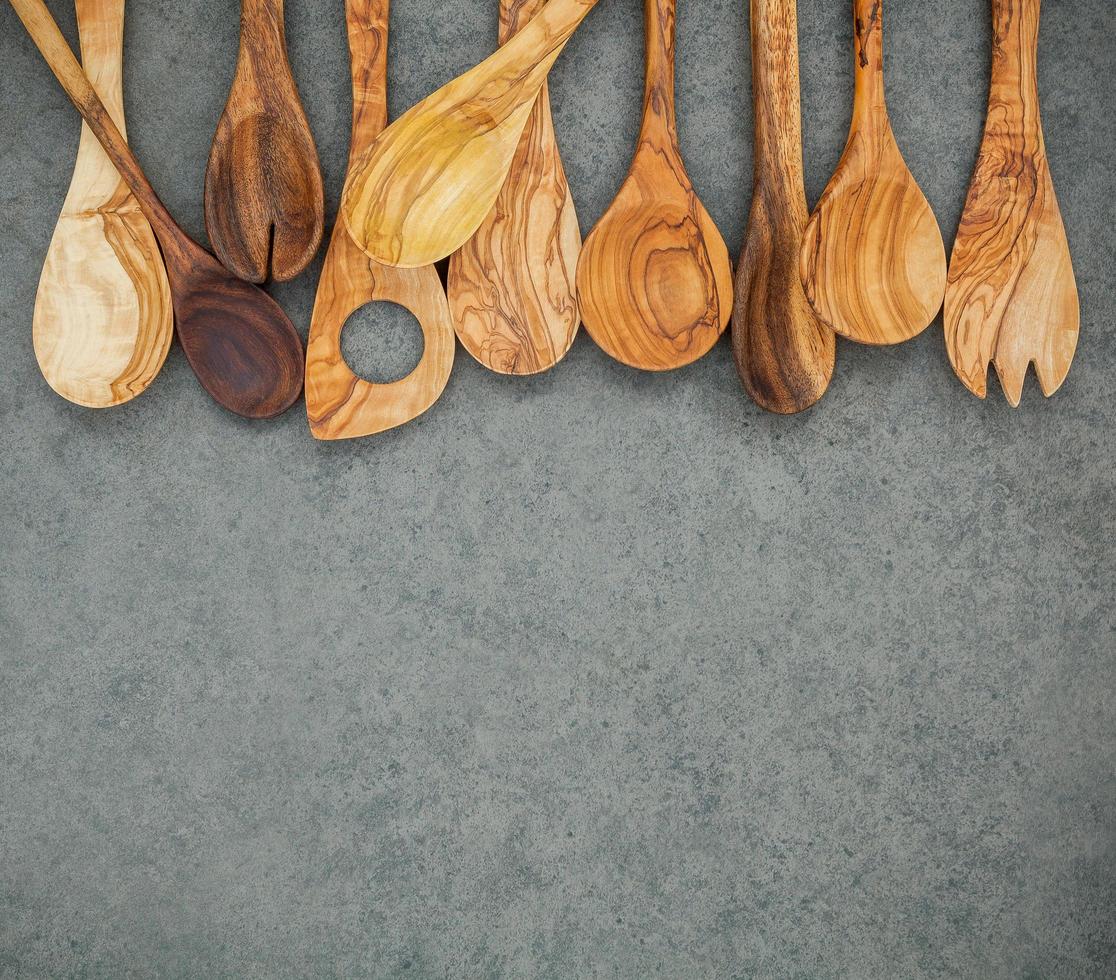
[[577, 0, 732, 371], [204, 0, 324, 283], [800, 0, 946, 345]]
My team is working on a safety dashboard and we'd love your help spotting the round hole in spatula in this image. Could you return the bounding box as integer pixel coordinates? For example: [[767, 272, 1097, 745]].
[[340, 302, 426, 384]]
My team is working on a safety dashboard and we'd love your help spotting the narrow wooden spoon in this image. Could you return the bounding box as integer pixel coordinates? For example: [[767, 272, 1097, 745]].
[[34, 0, 172, 408], [305, 0, 455, 440], [800, 0, 946, 345], [204, 0, 324, 283], [944, 0, 1078, 406], [11, 0, 304, 419], [576, 0, 732, 371], [341, 0, 600, 268], [446, 0, 581, 376], [732, 0, 834, 413]]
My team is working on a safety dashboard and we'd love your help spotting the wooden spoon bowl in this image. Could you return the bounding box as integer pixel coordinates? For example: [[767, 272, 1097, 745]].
[[800, 0, 946, 346], [204, 0, 324, 283], [577, 0, 732, 371]]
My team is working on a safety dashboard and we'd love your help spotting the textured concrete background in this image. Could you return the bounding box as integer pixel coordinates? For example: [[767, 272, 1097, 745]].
[[1, 0, 1114, 976]]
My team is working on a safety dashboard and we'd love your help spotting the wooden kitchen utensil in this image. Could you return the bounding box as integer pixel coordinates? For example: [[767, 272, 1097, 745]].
[[576, 0, 732, 371], [341, 0, 600, 268], [800, 0, 946, 345], [446, 0, 581, 376], [204, 0, 324, 283], [944, 0, 1078, 405], [11, 0, 304, 419], [305, 0, 454, 440], [733, 0, 834, 413], [33, 0, 172, 408]]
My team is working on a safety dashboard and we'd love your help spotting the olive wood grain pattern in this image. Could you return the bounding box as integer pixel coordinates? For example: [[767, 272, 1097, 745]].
[[305, 0, 454, 440], [576, 0, 732, 371], [800, 0, 946, 346], [732, 0, 834, 413], [33, 0, 172, 408], [11, 0, 304, 419], [204, 0, 324, 283], [341, 0, 600, 269], [944, 0, 1077, 405], [446, 0, 581, 376]]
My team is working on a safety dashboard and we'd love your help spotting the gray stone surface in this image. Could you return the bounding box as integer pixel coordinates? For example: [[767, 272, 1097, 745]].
[[1, 0, 1114, 976]]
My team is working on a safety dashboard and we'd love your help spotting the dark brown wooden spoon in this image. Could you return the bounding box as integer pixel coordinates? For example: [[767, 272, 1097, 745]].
[[204, 0, 324, 283], [10, 0, 304, 419]]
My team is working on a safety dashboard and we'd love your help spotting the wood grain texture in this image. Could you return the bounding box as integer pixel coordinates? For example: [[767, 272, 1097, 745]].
[[10, 0, 304, 419], [341, 0, 600, 268], [944, 0, 1078, 405], [799, 0, 946, 346], [732, 0, 834, 413], [33, 0, 171, 408], [576, 0, 732, 371], [204, 0, 324, 283], [446, 0, 581, 376], [305, 0, 455, 440]]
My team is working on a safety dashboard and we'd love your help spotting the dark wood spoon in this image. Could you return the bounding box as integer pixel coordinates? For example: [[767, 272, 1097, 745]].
[[10, 0, 304, 419], [205, 0, 324, 283]]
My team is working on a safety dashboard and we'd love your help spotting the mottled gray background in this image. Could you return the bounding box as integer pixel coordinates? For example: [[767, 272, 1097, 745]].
[[1, 0, 1113, 976]]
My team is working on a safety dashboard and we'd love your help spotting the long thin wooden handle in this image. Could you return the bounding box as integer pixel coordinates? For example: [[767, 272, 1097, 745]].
[[345, 0, 390, 162], [750, 0, 806, 204], [639, 0, 678, 146], [9, 0, 180, 244], [851, 0, 886, 116], [989, 0, 1042, 143], [74, 0, 125, 128]]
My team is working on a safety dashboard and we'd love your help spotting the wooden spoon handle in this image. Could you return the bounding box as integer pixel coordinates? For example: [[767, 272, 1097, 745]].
[[639, 0, 678, 147], [75, 0, 124, 125], [9, 0, 183, 247], [345, 0, 390, 162], [852, 0, 886, 116], [500, 0, 546, 41], [989, 0, 1042, 143]]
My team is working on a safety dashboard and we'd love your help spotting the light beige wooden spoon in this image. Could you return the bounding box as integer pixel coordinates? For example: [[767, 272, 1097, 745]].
[[340, 0, 600, 268], [304, 0, 454, 440], [34, 0, 172, 408], [944, 0, 1078, 405], [446, 0, 581, 376], [800, 0, 946, 345]]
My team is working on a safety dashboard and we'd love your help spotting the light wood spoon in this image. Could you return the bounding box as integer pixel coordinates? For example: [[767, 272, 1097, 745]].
[[11, 0, 304, 419], [341, 0, 600, 268], [204, 0, 324, 283], [305, 0, 455, 440], [800, 0, 946, 345], [733, 0, 834, 413], [576, 0, 732, 371], [33, 0, 172, 408], [944, 0, 1078, 406], [446, 0, 581, 376]]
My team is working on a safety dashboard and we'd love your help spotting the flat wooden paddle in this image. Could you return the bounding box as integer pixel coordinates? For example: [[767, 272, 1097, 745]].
[[341, 0, 600, 268], [11, 0, 304, 419], [304, 0, 454, 440], [576, 0, 732, 371], [205, 0, 324, 283], [446, 0, 582, 376], [800, 0, 946, 346], [732, 0, 834, 413], [944, 0, 1078, 406], [34, 0, 172, 408]]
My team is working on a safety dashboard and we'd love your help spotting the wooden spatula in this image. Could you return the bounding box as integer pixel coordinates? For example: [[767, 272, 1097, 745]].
[[33, 0, 172, 408], [800, 0, 946, 345], [204, 0, 324, 283], [733, 0, 834, 413], [11, 0, 304, 419], [304, 0, 455, 440], [576, 0, 732, 371], [446, 0, 582, 376], [944, 0, 1078, 406], [341, 0, 600, 268]]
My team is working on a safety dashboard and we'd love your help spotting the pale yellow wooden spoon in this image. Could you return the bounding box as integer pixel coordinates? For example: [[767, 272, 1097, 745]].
[[34, 0, 172, 408]]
